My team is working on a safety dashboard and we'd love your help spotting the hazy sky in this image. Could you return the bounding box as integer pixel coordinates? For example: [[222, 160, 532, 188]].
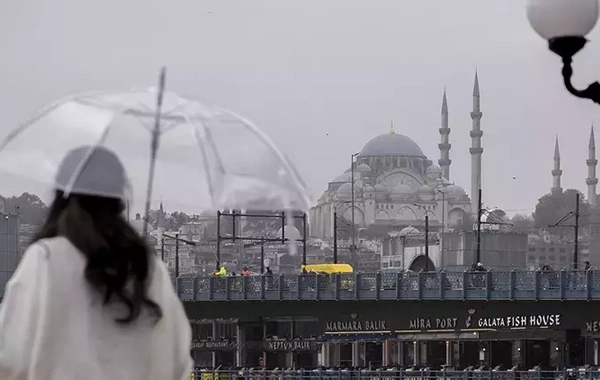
[[1, 0, 600, 215]]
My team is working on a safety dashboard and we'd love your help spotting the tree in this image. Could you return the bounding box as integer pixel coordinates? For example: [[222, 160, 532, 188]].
[[5, 192, 48, 225], [510, 214, 535, 233], [170, 211, 191, 230], [533, 189, 589, 236]]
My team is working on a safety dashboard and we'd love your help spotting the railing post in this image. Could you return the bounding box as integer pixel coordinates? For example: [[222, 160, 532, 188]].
[[439, 271, 446, 300], [587, 269, 593, 300], [279, 274, 284, 300], [355, 273, 361, 300], [260, 275, 266, 300], [534, 270, 540, 300], [486, 270, 492, 300], [242, 274, 248, 300], [418, 270, 424, 300], [209, 276, 214, 301], [192, 277, 198, 301], [560, 269, 566, 300], [315, 274, 321, 301], [335, 273, 341, 300], [225, 276, 231, 300], [509, 270, 516, 300], [462, 271, 468, 300], [297, 274, 302, 300], [396, 272, 402, 300], [375, 272, 381, 300]]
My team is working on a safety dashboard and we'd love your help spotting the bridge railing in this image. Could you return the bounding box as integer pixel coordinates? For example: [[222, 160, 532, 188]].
[[188, 368, 600, 380], [177, 269, 600, 301]]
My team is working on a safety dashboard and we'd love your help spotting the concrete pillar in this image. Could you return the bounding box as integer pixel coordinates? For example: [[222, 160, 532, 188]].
[[211, 321, 217, 368], [445, 341, 452, 366], [419, 342, 427, 366], [235, 324, 243, 367], [594, 340, 599, 366], [512, 340, 522, 367], [382, 340, 389, 367]]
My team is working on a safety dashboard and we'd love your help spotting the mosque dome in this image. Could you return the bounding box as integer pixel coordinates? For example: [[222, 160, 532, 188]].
[[418, 184, 435, 194], [399, 226, 420, 237], [374, 184, 387, 193], [276, 225, 302, 241], [356, 163, 372, 172], [336, 182, 361, 199], [359, 132, 426, 157], [426, 165, 442, 179], [442, 184, 468, 199], [332, 172, 352, 183]]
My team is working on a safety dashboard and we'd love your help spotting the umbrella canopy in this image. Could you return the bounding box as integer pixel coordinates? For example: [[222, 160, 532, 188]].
[[0, 88, 311, 215]]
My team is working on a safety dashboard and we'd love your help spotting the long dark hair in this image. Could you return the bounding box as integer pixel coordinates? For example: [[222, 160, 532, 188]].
[[33, 190, 162, 324]]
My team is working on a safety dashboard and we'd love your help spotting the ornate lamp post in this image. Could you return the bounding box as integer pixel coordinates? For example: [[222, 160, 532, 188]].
[[526, 0, 600, 104]]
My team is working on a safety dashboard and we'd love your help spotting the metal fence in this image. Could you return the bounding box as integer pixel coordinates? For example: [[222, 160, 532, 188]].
[[176, 270, 600, 301], [187, 369, 600, 380]]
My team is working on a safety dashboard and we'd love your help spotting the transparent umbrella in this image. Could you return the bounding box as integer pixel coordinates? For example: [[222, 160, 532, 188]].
[[0, 69, 311, 232]]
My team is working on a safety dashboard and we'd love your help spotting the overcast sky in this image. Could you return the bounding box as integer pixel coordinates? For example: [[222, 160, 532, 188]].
[[1, 0, 600, 215]]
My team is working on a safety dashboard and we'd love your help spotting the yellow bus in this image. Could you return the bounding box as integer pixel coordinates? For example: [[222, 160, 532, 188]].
[[301, 263, 353, 274]]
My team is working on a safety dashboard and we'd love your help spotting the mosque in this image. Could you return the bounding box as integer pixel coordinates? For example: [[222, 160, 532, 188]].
[[309, 73, 484, 239]]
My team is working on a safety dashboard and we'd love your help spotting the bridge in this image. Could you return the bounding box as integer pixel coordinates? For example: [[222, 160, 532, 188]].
[[177, 269, 600, 302]]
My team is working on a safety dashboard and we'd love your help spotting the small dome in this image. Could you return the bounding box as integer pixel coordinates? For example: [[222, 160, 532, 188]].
[[418, 184, 435, 194], [426, 165, 442, 179], [363, 184, 375, 193], [481, 208, 508, 223], [276, 225, 302, 241], [443, 184, 467, 198], [356, 163, 372, 172], [391, 183, 413, 194], [399, 226, 420, 237], [337, 182, 360, 194], [374, 184, 387, 193], [332, 172, 351, 183]]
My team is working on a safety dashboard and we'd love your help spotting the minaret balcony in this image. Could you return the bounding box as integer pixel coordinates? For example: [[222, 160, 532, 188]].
[[552, 169, 563, 176], [438, 143, 451, 150], [470, 111, 483, 119], [438, 158, 452, 166], [470, 130, 483, 138], [469, 147, 483, 155], [586, 178, 599, 186], [587, 159, 598, 166], [438, 127, 450, 135]]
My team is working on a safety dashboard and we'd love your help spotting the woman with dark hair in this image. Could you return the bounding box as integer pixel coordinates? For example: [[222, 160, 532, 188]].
[[0, 146, 192, 380]]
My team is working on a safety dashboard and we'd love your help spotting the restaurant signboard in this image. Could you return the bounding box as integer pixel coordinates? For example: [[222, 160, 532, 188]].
[[263, 339, 319, 352]]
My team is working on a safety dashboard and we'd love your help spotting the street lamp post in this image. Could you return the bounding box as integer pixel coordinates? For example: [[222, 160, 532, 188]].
[[526, 0, 600, 105]]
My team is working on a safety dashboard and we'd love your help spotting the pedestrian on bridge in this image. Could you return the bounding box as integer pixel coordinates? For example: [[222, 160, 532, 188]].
[[0, 146, 192, 380]]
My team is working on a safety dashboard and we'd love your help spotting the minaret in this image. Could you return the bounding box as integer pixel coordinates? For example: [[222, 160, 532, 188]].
[[552, 136, 563, 194], [470, 72, 483, 214], [157, 202, 165, 236], [587, 125, 598, 206], [438, 89, 451, 180]]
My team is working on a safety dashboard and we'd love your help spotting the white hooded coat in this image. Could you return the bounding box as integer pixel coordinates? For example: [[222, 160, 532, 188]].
[[0, 236, 192, 380]]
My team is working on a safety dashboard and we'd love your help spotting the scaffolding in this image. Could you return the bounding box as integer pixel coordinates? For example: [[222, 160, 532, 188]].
[[216, 210, 308, 270]]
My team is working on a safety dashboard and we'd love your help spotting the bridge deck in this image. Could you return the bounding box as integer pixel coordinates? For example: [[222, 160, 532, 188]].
[[177, 270, 600, 301]]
